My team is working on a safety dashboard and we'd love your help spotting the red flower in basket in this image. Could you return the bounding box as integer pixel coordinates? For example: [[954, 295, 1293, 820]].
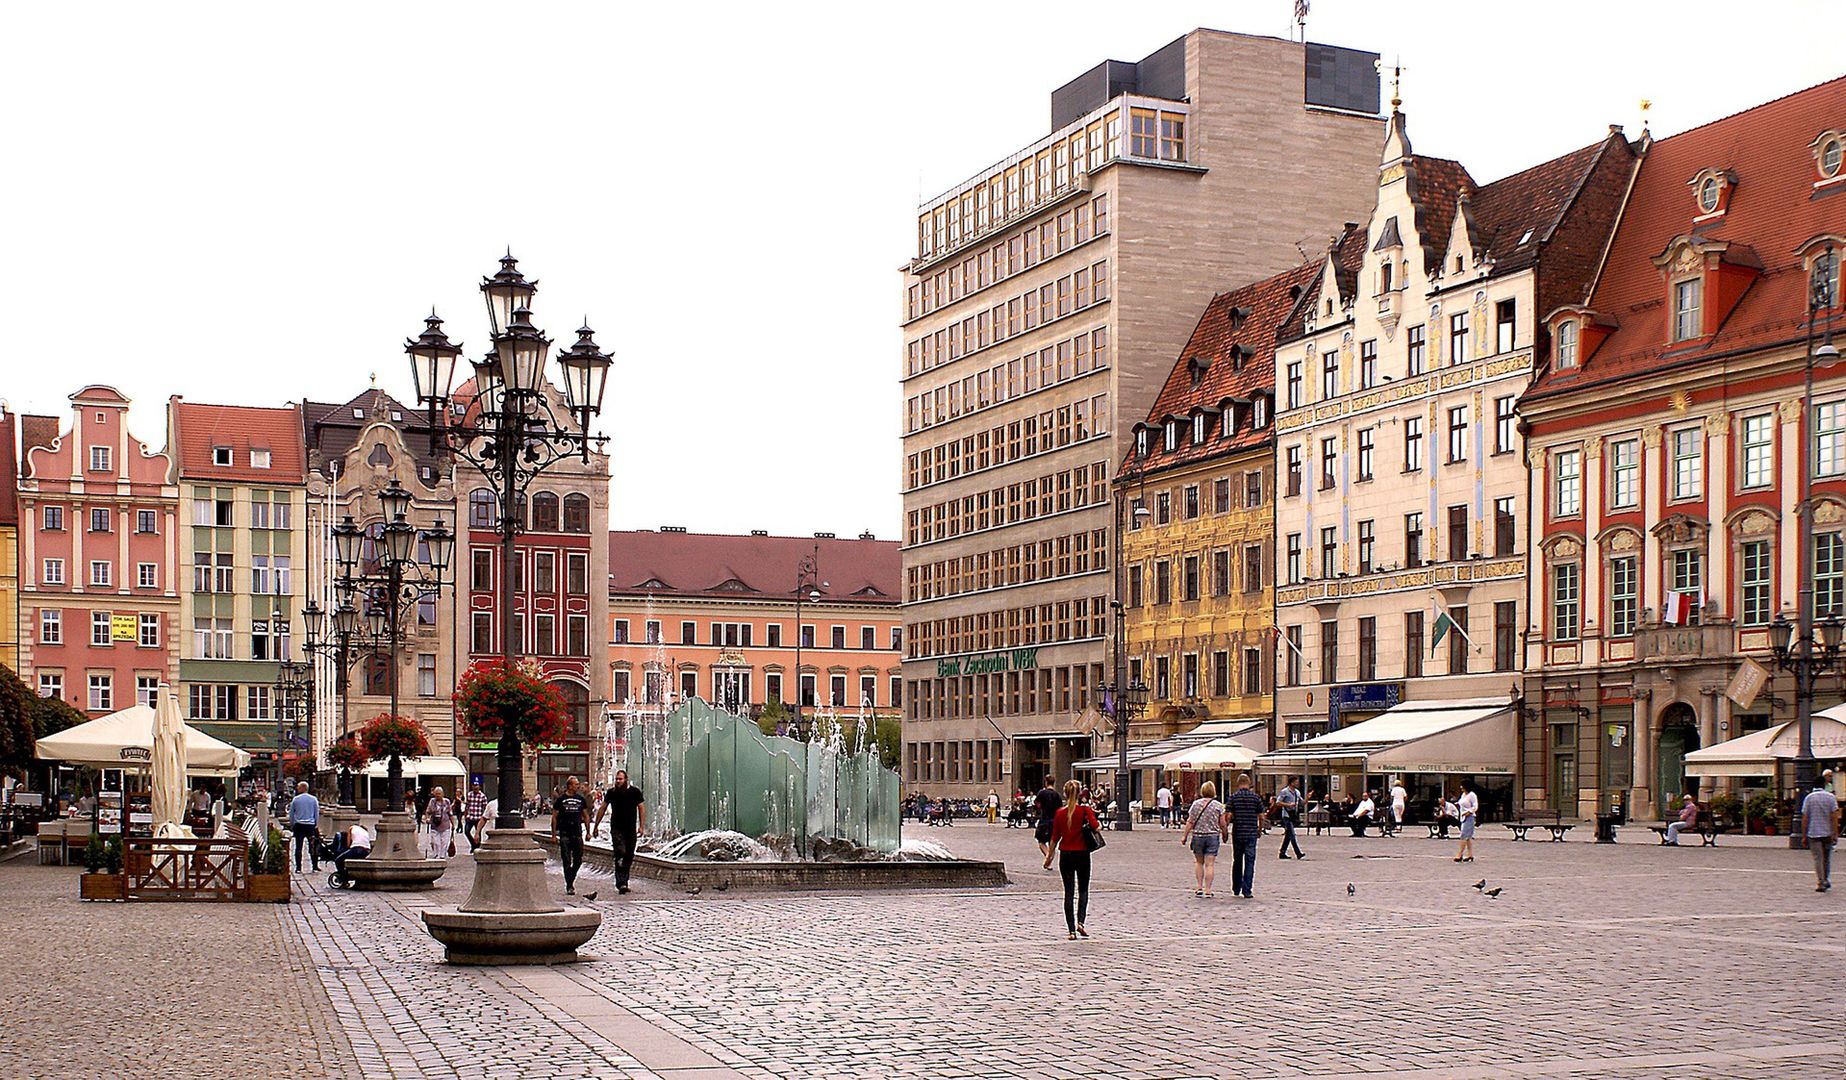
[[358, 713, 432, 763], [455, 659, 571, 749], [324, 734, 370, 772]]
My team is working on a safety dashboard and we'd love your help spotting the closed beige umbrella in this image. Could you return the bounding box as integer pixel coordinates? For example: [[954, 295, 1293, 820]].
[[150, 688, 190, 839]]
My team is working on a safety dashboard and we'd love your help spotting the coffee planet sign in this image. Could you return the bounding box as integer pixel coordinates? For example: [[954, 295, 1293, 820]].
[[936, 647, 1039, 678]]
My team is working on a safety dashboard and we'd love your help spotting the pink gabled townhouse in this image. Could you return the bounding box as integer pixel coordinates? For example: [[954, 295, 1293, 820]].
[[19, 386, 179, 715]]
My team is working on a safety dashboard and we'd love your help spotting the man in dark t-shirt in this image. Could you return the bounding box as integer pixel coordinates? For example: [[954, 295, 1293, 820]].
[[553, 776, 589, 895], [1033, 781, 1063, 860], [593, 770, 647, 894]]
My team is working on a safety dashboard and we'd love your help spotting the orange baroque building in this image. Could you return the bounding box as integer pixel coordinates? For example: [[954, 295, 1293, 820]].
[[607, 529, 903, 730]]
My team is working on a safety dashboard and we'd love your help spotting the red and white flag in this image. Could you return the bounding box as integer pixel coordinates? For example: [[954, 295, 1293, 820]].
[[1663, 592, 1691, 626]]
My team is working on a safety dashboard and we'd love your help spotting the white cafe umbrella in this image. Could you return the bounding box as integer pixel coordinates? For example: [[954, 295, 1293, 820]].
[[150, 689, 190, 839]]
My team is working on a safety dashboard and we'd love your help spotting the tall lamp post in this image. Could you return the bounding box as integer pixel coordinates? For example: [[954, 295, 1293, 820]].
[[1102, 460, 1151, 830], [410, 253, 609, 963], [301, 592, 385, 806], [326, 481, 455, 814], [273, 641, 314, 790], [1772, 246, 1843, 842]]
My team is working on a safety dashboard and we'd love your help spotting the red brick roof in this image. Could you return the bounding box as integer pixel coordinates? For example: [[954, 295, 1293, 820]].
[[1463, 136, 1623, 275], [1130, 257, 1326, 473], [1528, 76, 1846, 401], [608, 530, 900, 603], [1406, 154, 1475, 275], [171, 401, 307, 482]]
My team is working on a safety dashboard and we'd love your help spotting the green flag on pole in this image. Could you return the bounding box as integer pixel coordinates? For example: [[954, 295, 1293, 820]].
[[1431, 610, 1454, 653]]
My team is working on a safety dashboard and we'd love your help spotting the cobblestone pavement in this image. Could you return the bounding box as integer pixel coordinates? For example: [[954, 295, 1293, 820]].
[[7, 824, 1844, 1078], [0, 846, 354, 1079]]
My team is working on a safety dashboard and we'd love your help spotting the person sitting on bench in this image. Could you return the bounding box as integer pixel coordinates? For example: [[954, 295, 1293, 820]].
[[1432, 796, 1460, 838], [1664, 795, 1698, 845], [1348, 793, 1377, 836]]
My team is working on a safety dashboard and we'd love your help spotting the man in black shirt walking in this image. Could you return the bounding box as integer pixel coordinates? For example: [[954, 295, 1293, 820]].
[[592, 769, 646, 894], [1033, 778, 1063, 862], [553, 776, 590, 895], [1227, 773, 1267, 899]]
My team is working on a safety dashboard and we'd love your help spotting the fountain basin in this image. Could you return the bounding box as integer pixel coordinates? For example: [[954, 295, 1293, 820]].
[[421, 908, 601, 966], [539, 834, 1009, 891]]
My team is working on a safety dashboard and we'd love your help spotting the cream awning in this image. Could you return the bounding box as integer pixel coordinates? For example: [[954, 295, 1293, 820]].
[[1140, 738, 1259, 772], [358, 754, 467, 780], [1684, 713, 1846, 778], [1258, 699, 1516, 775], [1073, 720, 1267, 772], [35, 704, 253, 778]]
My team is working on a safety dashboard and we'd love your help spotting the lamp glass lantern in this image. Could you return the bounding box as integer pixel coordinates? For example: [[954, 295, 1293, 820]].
[[334, 601, 360, 639], [481, 254, 536, 338], [406, 314, 462, 406], [1823, 617, 1844, 654], [1771, 615, 1795, 656], [497, 310, 551, 395], [380, 480, 413, 523], [332, 516, 364, 570], [557, 326, 612, 416], [364, 601, 388, 641], [422, 517, 455, 577], [383, 519, 418, 566]]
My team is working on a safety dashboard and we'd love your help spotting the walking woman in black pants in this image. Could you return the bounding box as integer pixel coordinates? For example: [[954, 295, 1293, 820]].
[[1043, 779, 1099, 939]]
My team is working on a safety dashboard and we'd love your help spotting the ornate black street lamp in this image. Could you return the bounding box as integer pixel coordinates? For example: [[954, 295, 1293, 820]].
[[272, 626, 314, 789], [321, 481, 454, 813], [1778, 245, 1844, 833], [406, 258, 609, 830]]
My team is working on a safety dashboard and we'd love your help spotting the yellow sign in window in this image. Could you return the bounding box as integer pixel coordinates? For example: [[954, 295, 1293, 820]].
[[111, 614, 138, 641]]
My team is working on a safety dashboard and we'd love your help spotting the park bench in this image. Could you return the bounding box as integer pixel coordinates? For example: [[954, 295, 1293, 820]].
[[1426, 818, 1459, 839], [1504, 809, 1576, 842], [1304, 808, 1332, 836], [1649, 811, 1723, 847]]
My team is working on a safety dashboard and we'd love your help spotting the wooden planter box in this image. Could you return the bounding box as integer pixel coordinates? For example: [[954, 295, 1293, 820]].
[[245, 873, 291, 903], [80, 873, 125, 901]]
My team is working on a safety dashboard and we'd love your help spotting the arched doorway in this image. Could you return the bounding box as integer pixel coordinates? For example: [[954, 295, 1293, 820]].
[[1656, 703, 1701, 817]]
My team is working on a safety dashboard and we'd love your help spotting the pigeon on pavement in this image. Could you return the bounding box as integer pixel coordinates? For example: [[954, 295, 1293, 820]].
[[1484, 887, 1503, 899], [687, 885, 703, 896], [1472, 879, 1487, 891], [1346, 883, 1356, 897], [582, 891, 598, 902]]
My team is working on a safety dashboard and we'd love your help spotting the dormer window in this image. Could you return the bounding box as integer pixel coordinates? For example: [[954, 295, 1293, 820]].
[[1810, 246, 1842, 309], [1220, 408, 1233, 438], [1689, 167, 1734, 217], [1192, 413, 1207, 445], [1556, 319, 1579, 369], [1814, 131, 1846, 184], [212, 446, 233, 466], [250, 449, 271, 469], [1673, 277, 1703, 342], [1135, 428, 1149, 458], [1163, 421, 1178, 453], [1254, 396, 1269, 428]]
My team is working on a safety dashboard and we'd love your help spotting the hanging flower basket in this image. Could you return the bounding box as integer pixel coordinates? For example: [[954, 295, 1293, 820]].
[[285, 755, 319, 781], [455, 659, 571, 749], [324, 734, 370, 772], [358, 713, 431, 763]]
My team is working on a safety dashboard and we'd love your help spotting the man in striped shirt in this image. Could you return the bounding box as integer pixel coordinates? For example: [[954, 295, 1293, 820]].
[[1227, 773, 1267, 899], [463, 782, 489, 852]]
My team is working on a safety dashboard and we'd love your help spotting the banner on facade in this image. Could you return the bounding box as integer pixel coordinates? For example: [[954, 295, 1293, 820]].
[[110, 615, 138, 641], [1725, 657, 1770, 710]]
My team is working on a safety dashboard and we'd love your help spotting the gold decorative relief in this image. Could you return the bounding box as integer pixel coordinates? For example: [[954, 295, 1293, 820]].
[[1641, 427, 1663, 449]]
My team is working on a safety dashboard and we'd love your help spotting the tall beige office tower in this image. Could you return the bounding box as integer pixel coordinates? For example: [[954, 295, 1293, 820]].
[[899, 29, 1385, 795]]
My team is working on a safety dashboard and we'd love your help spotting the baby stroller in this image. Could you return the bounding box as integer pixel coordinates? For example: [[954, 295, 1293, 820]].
[[320, 832, 363, 890]]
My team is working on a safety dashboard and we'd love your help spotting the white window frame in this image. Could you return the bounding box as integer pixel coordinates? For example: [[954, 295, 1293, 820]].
[[1554, 450, 1582, 518], [1609, 438, 1640, 509], [1670, 426, 1703, 500]]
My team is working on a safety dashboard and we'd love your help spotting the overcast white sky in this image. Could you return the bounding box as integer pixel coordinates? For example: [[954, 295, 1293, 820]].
[[5, 2, 1844, 536]]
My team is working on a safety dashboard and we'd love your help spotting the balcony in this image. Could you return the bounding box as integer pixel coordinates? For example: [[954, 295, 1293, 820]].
[[1635, 622, 1735, 664]]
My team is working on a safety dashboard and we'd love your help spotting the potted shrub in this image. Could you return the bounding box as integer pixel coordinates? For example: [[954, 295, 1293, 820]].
[[1744, 790, 1780, 835], [81, 835, 124, 901], [245, 824, 291, 903], [1708, 792, 1743, 830]]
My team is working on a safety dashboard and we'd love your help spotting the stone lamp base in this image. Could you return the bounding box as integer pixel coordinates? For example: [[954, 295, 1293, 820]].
[[421, 825, 600, 965], [346, 810, 446, 891]]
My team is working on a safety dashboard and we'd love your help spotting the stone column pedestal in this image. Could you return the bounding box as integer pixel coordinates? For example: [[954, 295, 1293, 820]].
[[421, 826, 599, 965], [346, 810, 446, 891]]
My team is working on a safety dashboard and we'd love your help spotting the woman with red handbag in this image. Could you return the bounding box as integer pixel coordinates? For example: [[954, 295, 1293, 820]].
[[1043, 779, 1101, 939]]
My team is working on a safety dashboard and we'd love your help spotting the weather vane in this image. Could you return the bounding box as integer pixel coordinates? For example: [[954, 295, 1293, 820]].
[[1374, 56, 1406, 114]]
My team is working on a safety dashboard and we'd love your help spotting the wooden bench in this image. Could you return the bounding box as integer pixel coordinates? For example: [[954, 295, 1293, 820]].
[[1649, 812, 1722, 847], [1504, 809, 1576, 842]]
